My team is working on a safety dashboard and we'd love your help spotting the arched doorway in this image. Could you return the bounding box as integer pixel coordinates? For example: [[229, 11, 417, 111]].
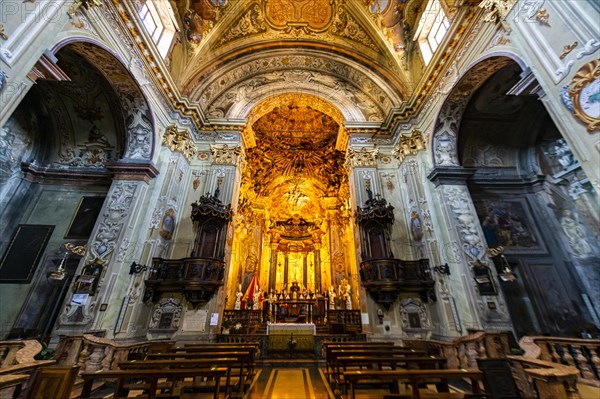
[[431, 57, 599, 337], [0, 40, 156, 342], [459, 62, 599, 337]]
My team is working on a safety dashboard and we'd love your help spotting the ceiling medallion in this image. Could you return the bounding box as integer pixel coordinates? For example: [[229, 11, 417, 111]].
[[263, 0, 335, 32]]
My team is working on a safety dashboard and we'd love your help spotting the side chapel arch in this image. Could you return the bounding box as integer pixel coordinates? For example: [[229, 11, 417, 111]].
[[430, 55, 520, 168], [52, 39, 158, 164]]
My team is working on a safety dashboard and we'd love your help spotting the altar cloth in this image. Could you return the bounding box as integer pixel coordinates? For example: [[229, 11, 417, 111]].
[[267, 323, 315, 351], [267, 323, 316, 335]]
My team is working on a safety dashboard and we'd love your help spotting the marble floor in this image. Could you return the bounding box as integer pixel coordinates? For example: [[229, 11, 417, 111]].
[[245, 365, 333, 399], [244, 361, 474, 399]]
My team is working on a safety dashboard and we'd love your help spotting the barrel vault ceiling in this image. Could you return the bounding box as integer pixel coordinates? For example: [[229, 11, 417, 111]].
[[165, 0, 458, 127]]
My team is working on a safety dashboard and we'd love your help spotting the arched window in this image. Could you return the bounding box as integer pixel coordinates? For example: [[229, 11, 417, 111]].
[[138, 2, 178, 58], [413, 0, 450, 65]]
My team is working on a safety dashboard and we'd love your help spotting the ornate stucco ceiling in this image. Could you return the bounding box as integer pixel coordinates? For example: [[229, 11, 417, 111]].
[[239, 100, 348, 224], [170, 0, 440, 125]]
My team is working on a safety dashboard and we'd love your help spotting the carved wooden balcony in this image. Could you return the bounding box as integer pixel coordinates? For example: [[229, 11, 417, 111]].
[[144, 257, 225, 307], [359, 258, 435, 309]]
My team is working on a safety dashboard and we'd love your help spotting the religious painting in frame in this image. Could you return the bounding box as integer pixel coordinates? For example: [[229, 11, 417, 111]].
[[0, 224, 55, 283], [64, 196, 105, 239], [474, 198, 546, 254]]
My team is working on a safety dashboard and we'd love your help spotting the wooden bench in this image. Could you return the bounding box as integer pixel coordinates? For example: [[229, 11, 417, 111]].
[[0, 374, 28, 398], [119, 358, 240, 396], [323, 342, 396, 359], [326, 348, 426, 384], [0, 360, 56, 376], [334, 356, 448, 393], [80, 367, 228, 399], [0, 360, 57, 399], [145, 350, 255, 394], [343, 369, 484, 399], [25, 366, 79, 399]]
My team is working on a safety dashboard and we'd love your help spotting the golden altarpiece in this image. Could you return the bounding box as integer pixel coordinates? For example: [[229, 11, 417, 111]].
[[225, 98, 359, 316]]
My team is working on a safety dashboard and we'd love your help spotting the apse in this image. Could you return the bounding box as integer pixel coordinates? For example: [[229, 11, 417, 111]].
[[228, 96, 357, 307]]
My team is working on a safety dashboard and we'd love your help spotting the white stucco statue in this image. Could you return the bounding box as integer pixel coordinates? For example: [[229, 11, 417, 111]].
[[234, 284, 242, 310]]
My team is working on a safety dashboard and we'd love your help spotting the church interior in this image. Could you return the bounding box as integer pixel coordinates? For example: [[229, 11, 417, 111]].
[[0, 0, 598, 398]]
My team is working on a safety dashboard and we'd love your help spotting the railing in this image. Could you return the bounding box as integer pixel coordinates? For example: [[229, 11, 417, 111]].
[[0, 340, 43, 367], [327, 310, 362, 334], [0, 341, 26, 367], [404, 330, 511, 369], [222, 310, 263, 334], [520, 336, 600, 386], [403, 332, 593, 399], [54, 333, 174, 372], [507, 355, 580, 399]]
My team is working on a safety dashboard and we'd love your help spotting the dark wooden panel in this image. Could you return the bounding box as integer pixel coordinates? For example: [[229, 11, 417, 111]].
[[0, 224, 54, 283]]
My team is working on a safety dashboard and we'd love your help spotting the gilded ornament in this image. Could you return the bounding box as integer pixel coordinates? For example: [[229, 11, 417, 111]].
[[479, 0, 516, 24], [535, 8, 550, 26], [219, 4, 267, 46], [568, 59, 600, 132], [210, 144, 242, 165], [162, 125, 198, 161], [65, 243, 88, 256], [67, 0, 102, 19], [0, 24, 8, 40], [346, 147, 378, 168], [559, 41, 577, 60], [392, 130, 425, 162], [264, 0, 334, 32]]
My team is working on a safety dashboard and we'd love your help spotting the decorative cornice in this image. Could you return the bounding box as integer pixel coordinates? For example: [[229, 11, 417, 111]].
[[21, 162, 112, 186], [106, 161, 160, 183], [427, 166, 476, 187], [162, 125, 197, 161]]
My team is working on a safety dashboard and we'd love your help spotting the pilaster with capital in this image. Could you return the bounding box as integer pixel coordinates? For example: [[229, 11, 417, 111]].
[[429, 170, 513, 333], [55, 178, 153, 337]]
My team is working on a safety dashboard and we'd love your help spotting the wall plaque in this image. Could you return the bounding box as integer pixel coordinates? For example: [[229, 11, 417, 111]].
[[182, 309, 208, 332], [0, 224, 54, 283]]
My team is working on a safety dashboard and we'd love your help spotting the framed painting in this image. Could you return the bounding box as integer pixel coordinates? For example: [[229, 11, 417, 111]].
[[0, 224, 54, 283], [64, 196, 105, 239], [474, 198, 546, 254]]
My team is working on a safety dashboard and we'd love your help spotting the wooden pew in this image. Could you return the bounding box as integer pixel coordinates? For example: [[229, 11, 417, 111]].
[[326, 348, 426, 384], [0, 374, 28, 398], [145, 350, 255, 394], [80, 367, 228, 399], [343, 369, 484, 399], [323, 342, 396, 359], [119, 358, 239, 396], [334, 356, 448, 393], [0, 360, 57, 399]]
